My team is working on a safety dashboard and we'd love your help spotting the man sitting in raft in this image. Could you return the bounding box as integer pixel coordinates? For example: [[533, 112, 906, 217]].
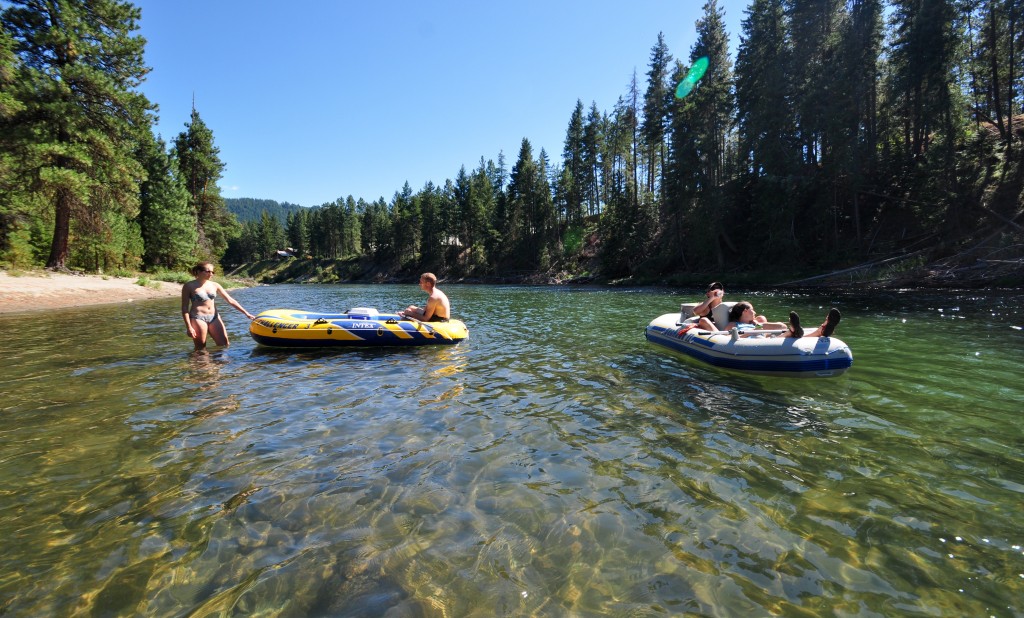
[[398, 272, 450, 322]]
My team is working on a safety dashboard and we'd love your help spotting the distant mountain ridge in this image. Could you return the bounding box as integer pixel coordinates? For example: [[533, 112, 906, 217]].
[[225, 197, 307, 223]]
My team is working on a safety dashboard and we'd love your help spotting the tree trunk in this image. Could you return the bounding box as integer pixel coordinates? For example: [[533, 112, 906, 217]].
[[46, 188, 72, 270]]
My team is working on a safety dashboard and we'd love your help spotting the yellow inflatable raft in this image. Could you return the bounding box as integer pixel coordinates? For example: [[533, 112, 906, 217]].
[[249, 308, 469, 347]]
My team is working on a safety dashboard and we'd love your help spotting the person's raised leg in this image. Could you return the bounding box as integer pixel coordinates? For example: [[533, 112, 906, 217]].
[[788, 312, 803, 338], [821, 308, 841, 337]]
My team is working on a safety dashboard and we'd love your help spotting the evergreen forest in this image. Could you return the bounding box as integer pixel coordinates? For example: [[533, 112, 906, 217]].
[[1, 0, 1022, 286]]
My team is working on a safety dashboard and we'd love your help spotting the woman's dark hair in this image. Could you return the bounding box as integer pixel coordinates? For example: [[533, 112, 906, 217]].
[[728, 301, 752, 323]]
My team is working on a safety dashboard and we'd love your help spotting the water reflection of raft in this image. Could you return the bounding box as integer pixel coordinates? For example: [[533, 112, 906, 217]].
[[645, 303, 853, 378], [249, 308, 469, 347]]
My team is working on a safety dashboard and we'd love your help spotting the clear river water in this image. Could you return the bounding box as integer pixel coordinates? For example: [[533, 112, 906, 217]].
[[2, 283, 1022, 617]]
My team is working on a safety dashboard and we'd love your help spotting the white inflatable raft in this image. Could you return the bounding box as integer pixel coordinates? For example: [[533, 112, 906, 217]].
[[645, 302, 853, 378]]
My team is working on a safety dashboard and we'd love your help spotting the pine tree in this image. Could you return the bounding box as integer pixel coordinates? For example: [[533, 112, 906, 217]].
[[562, 100, 586, 225], [674, 0, 735, 269], [391, 181, 419, 265], [971, 0, 1022, 156], [418, 181, 444, 269], [256, 210, 284, 257], [642, 32, 674, 196], [342, 196, 361, 257], [285, 208, 308, 256], [0, 25, 29, 262], [599, 95, 642, 276], [883, 0, 966, 238], [174, 106, 236, 259], [736, 0, 794, 178], [455, 161, 494, 272], [830, 0, 884, 251], [583, 102, 604, 216], [138, 133, 197, 269], [886, 0, 961, 161], [535, 147, 557, 267], [733, 0, 798, 259], [2, 0, 153, 270]]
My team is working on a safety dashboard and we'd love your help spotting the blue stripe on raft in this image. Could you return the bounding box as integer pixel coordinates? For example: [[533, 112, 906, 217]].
[[250, 332, 460, 347]]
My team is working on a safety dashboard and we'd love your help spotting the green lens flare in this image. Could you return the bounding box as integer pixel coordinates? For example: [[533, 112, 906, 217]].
[[675, 56, 709, 99]]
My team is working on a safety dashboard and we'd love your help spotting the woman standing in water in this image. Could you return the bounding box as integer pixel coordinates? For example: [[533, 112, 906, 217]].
[[181, 262, 256, 350]]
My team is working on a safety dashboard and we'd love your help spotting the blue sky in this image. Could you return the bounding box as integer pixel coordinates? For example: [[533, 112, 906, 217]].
[[135, 1, 747, 207]]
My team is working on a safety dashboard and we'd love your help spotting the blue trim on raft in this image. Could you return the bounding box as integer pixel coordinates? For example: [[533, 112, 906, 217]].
[[250, 332, 461, 347], [645, 325, 853, 375]]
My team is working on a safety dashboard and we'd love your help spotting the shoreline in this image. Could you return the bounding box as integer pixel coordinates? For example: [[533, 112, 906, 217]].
[[0, 271, 182, 314], [2, 268, 1018, 316]]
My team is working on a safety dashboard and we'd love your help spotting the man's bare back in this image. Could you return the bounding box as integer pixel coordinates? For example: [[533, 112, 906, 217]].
[[399, 273, 450, 321]]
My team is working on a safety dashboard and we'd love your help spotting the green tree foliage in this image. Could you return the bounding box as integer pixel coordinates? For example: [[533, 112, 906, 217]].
[[1, 1, 1018, 281], [885, 0, 962, 163], [285, 208, 309, 256], [174, 107, 237, 259], [562, 100, 587, 225], [642, 32, 674, 197], [223, 209, 285, 264], [733, 0, 797, 260], [0, 25, 30, 263], [417, 181, 447, 270], [670, 0, 735, 270], [832, 0, 884, 249], [224, 197, 306, 224], [881, 0, 966, 238], [966, 0, 1022, 157], [257, 211, 285, 256], [391, 182, 419, 266], [503, 139, 556, 269], [138, 133, 197, 269], [599, 90, 643, 277], [2, 0, 153, 270], [454, 161, 495, 273], [583, 103, 605, 217]]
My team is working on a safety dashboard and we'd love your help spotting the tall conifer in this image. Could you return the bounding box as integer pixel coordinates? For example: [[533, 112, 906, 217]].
[[2, 0, 153, 270], [138, 133, 196, 269], [642, 33, 674, 197], [563, 100, 586, 225], [174, 107, 235, 259]]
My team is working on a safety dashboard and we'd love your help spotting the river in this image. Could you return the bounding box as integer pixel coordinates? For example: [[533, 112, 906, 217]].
[[2, 283, 1022, 616]]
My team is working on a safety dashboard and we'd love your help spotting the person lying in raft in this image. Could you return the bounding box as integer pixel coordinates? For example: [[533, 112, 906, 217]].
[[722, 302, 795, 337], [398, 272, 450, 322], [691, 281, 724, 331], [181, 262, 257, 350], [721, 302, 842, 339]]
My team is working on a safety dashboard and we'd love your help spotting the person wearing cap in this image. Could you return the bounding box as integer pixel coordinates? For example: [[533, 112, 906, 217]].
[[691, 281, 724, 330]]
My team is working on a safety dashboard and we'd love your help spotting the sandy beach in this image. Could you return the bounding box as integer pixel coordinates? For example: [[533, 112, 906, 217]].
[[0, 270, 183, 314]]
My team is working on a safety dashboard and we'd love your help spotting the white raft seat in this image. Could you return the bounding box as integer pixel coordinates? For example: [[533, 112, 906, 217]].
[[680, 301, 734, 330]]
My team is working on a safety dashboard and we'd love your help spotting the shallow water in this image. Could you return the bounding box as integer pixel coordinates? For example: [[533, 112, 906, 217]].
[[1, 284, 1022, 616]]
